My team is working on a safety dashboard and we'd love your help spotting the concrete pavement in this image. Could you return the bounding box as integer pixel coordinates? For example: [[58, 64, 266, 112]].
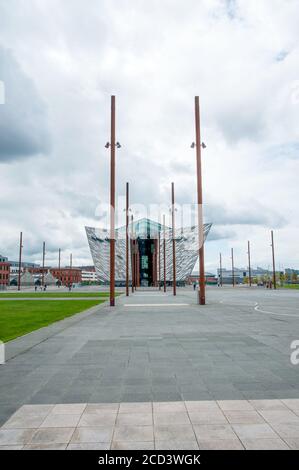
[[1, 286, 299, 449]]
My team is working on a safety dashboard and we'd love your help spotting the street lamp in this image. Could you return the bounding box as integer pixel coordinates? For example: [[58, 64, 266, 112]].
[[231, 248, 235, 287], [247, 241, 252, 287], [271, 230, 277, 290], [191, 96, 206, 305], [104, 96, 122, 307], [18, 232, 23, 291], [171, 182, 176, 296]]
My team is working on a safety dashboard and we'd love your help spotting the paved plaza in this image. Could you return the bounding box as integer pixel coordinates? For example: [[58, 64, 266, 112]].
[[1, 286, 299, 449]]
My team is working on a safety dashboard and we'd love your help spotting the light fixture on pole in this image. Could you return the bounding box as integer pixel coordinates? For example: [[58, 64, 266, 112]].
[[231, 248, 235, 287], [42, 241, 46, 287], [191, 96, 206, 305], [271, 230, 277, 290], [171, 182, 177, 296], [125, 182, 129, 297], [104, 96, 122, 307], [247, 241, 252, 287], [18, 232, 23, 292], [163, 214, 166, 293], [219, 252, 223, 287]]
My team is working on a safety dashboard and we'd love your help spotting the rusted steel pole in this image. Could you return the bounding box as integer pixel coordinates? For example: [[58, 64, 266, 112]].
[[18, 231, 23, 291], [110, 95, 116, 306], [248, 240, 252, 287], [195, 96, 205, 305], [131, 214, 134, 293], [137, 249, 140, 287], [271, 230, 277, 290], [231, 248, 235, 287], [219, 252, 223, 287], [171, 182, 177, 296], [135, 239, 138, 289], [158, 231, 161, 290], [126, 182, 129, 296], [163, 214, 166, 292], [42, 241, 45, 287]]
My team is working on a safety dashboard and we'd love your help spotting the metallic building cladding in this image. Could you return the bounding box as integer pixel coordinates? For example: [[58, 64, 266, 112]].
[[85, 219, 212, 283]]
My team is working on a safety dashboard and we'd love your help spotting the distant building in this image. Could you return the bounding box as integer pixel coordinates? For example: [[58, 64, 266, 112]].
[[9, 260, 39, 275], [285, 268, 299, 276], [187, 272, 217, 285], [0, 255, 10, 287], [80, 266, 98, 283], [27, 267, 82, 286], [217, 267, 271, 284], [50, 268, 82, 286], [86, 218, 212, 286]]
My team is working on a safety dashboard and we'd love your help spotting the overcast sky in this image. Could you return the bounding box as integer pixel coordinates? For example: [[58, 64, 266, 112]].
[[0, 0, 299, 273]]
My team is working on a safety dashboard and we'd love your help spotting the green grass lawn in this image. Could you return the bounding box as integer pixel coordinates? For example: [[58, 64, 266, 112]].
[[0, 299, 105, 343], [282, 284, 299, 290], [0, 292, 122, 298]]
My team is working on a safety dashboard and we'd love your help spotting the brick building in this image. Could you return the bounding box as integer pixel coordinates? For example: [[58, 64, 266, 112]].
[[50, 268, 82, 286], [0, 255, 11, 287], [27, 267, 82, 286]]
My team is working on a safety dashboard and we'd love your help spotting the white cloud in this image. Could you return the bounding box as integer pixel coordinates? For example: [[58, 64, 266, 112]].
[[0, 0, 298, 272]]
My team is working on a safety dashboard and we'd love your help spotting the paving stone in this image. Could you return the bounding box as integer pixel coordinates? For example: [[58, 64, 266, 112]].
[[259, 409, 299, 424], [249, 400, 288, 411], [284, 438, 299, 450], [23, 443, 67, 450], [217, 400, 255, 411], [154, 424, 196, 441], [67, 443, 110, 450], [241, 438, 289, 450], [193, 424, 238, 441], [185, 401, 220, 412], [281, 399, 299, 410], [30, 427, 75, 444], [198, 439, 244, 450], [70, 426, 113, 443], [0, 428, 35, 445], [153, 411, 190, 426], [270, 423, 299, 438], [17, 404, 54, 416], [51, 404, 86, 415], [3, 414, 47, 429], [232, 423, 279, 439], [155, 440, 199, 450], [112, 441, 154, 450], [119, 402, 152, 413], [189, 411, 228, 425], [114, 425, 154, 442], [153, 401, 186, 413], [224, 410, 265, 424], [40, 414, 81, 428], [78, 411, 117, 426], [2, 287, 299, 441], [85, 403, 119, 413], [0, 445, 24, 450], [117, 413, 152, 426]]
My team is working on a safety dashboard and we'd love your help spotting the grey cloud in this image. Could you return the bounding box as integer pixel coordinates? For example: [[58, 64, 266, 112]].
[[208, 226, 236, 241], [225, 0, 238, 19], [0, 47, 50, 162], [205, 203, 287, 228], [216, 106, 266, 143], [265, 142, 299, 160]]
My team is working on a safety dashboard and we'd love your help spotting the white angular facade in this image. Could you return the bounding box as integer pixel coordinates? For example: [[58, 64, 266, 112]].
[[86, 218, 212, 285]]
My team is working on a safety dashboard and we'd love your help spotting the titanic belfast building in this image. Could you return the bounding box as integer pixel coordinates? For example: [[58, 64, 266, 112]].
[[86, 218, 211, 286]]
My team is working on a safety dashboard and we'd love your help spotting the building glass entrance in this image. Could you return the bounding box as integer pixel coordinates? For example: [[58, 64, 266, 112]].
[[138, 238, 155, 286]]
